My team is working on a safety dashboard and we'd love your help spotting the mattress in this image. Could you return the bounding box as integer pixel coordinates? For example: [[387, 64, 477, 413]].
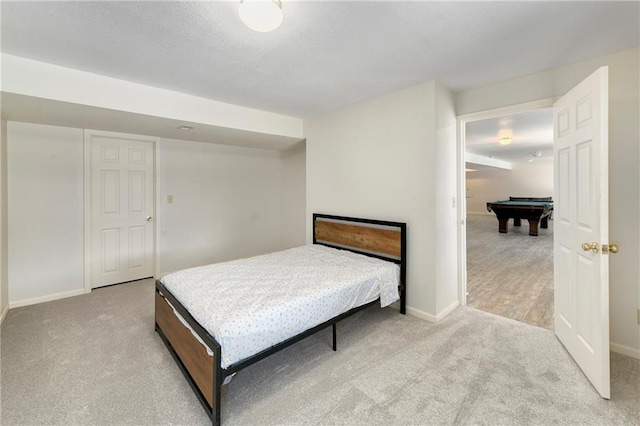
[[160, 244, 400, 369]]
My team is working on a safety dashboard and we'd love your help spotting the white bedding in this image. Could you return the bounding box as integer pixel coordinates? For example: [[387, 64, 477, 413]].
[[160, 244, 400, 369]]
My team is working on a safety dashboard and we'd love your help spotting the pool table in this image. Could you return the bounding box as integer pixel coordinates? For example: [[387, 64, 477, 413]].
[[486, 197, 553, 236]]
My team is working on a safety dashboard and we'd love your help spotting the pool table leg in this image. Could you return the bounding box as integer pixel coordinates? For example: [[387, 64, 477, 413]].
[[540, 216, 549, 229], [527, 219, 540, 236], [513, 217, 522, 227], [497, 217, 509, 233]]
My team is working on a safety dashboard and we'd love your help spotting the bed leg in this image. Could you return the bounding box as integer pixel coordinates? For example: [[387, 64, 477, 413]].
[[214, 403, 220, 426], [213, 350, 222, 426], [332, 323, 337, 351]]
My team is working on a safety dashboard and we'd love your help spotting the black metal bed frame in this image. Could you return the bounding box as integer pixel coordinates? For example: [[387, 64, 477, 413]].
[[312, 213, 407, 315], [155, 213, 407, 425]]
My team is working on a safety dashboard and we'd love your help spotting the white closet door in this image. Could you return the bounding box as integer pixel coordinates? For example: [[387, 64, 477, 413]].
[[90, 133, 154, 288]]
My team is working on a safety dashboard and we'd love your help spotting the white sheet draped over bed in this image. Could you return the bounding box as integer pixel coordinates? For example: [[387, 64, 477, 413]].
[[160, 244, 400, 369]]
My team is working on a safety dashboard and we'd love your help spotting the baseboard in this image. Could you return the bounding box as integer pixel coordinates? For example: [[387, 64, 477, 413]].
[[437, 301, 460, 321], [407, 306, 437, 323], [407, 301, 460, 323], [611, 342, 640, 360], [9, 288, 85, 309], [0, 304, 8, 324], [467, 211, 493, 216]]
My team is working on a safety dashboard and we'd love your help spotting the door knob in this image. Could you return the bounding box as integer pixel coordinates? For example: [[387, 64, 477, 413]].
[[581, 242, 599, 253], [608, 243, 619, 254], [146, 216, 153, 222]]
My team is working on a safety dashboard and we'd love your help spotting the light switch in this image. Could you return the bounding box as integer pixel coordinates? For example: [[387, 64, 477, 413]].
[[167, 195, 174, 204]]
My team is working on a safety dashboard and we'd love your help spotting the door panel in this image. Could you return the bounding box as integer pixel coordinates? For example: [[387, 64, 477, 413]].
[[102, 170, 119, 213], [553, 66, 609, 398], [129, 171, 145, 213], [556, 245, 573, 328], [90, 135, 154, 288], [576, 142, 593, 226], [102, 228, 120, 273], [129, 226, 146, 269]]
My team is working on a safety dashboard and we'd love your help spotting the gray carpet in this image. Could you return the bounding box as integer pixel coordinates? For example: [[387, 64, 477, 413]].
[[1, 279, 638, 425]]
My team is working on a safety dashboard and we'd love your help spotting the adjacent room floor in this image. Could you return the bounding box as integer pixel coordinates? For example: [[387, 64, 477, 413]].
[[466, 213, 554, 329]]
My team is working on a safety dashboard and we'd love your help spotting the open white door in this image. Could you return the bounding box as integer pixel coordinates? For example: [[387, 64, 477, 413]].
[[553, 67, 610, 398]]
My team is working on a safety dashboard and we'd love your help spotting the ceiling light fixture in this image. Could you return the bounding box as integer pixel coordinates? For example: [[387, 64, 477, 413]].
[[498, 136, 512, 146], [177, 125, 194, 131], [239, 0, 283, 33], [532, 151, 543, 158]]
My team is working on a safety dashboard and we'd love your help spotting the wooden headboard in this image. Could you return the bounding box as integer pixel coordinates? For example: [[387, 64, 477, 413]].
[[312, 213, 407, 314]]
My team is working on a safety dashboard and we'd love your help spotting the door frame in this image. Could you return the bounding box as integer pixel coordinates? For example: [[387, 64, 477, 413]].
[[456, 98, 556, 305], [83, 129, 162, 293]]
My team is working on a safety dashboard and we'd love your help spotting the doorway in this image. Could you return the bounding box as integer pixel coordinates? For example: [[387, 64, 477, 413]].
[[457, 100, 555, 329], [456, 68, 612, 399]]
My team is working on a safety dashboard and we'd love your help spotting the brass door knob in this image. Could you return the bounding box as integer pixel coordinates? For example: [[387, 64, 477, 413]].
[[609, 243, 619, 254], [582, 242, 599, 253], [146, 216, 153, 222]]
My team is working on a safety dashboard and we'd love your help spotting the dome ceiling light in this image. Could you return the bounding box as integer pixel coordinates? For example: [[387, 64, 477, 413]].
[[498, 136, 512, 146], [239, 0, 284, 33]]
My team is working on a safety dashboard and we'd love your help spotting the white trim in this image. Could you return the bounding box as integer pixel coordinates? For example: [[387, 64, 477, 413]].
[[154, 141, 162, 280], [456, 113, 468, 305], [9, 288, 85, 309], [407, 306, 437, 323], [407, 301, 460, 323], [0, 304, 9, 324], [456, 98, 556, 307], [83, 129, 159, 290], [83, 131, 92, 294], [437, 300, 460, 321], [610, 342, 640, 360], [456, 98, 558, 123]]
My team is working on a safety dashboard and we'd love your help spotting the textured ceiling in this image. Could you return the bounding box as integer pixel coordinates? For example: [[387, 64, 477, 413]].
[[466, 108, 553, 163], [2, 1, 639, 118]]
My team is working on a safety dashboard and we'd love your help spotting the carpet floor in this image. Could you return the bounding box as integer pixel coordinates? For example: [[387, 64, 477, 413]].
[[1, 278, 638, 425]]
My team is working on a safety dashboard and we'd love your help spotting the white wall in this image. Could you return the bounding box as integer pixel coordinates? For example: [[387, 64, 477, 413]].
[[305, 80, 458, 320], [0, 120, 8, 322], [457, 48, 640, 357], [434, 83, 459, 316], [280, 142, 306, 249], [8, 122, 85, 306], [466, 160, 554, 214], [159, 138, 300, 274], [6, 122, 306, 307]]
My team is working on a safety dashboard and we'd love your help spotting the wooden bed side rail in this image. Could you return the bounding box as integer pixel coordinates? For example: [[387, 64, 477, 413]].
[[155, 280, 224, 425]]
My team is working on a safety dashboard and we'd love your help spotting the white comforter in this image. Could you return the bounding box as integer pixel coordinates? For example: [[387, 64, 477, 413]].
[[160, 244, 400, 369]]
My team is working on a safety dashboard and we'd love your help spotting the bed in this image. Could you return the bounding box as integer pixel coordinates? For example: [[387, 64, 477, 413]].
[[154, 213, 407, 425]]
